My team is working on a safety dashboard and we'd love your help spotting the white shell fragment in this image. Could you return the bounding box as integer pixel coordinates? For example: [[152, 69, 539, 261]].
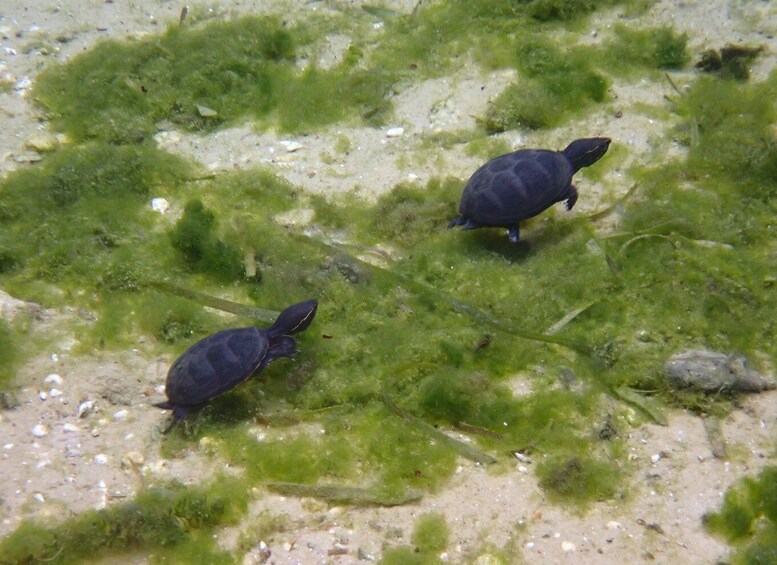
[[63, 423, 80, 433], [32, 424, 49, 438], [44, 373, 63, 386], [113, 409, 129, 422], [78, 400, 97, 418], [94, 454, 109, 465], [279, 140, 303, 152], [386, 126, 404, 137]]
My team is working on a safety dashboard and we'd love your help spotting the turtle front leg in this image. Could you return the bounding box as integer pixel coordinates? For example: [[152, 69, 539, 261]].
[[565, 185, 579, 211], [507, 225, 520, 243]]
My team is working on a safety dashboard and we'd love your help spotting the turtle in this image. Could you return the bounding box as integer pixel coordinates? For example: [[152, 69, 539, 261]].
[[448, 137, 611, 243], [154, 299, 318, 425]]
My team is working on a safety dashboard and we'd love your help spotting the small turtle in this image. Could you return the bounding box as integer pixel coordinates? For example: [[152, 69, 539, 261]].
[[449, 137, 611, 242], [154, 299, 317, 425]]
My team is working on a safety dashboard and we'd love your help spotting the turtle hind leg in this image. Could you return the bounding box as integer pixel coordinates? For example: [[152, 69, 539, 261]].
[[448, 216, 480, 230], [156, 403, 196, 433]]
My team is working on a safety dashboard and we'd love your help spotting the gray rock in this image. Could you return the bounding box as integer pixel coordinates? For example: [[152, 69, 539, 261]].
[[664, 349, 776, 392]]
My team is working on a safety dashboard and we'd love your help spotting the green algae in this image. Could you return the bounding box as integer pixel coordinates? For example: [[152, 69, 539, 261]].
[[485, 36, 608, 131], [30, 2, 647, 143], [602, 24, 689, 74], [0, 479, 245, 564], [0, 320, 16, 390], [537, 452, 623, 505], [381, 512, 450, 564], [2, 1, 777, 561], [704, 467, 777, 564], [170, 199, 244, 281]]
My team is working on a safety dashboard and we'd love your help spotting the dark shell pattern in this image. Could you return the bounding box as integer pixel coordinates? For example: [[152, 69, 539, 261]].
[[449, 137, 611, 242], [459, 150, 575, 226], [164, 326, 269, 408], [156, 299, 317, 424]]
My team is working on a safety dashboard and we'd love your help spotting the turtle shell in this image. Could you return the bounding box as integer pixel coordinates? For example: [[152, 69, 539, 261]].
[[459, 149, 574, 227], [164, 326, 269, 408]]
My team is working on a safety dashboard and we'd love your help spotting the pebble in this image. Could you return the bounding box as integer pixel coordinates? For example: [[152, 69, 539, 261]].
[[561, 541, 576, 552], [94, 453, 109, 465], [63, 423, 80, 433], [664, 349, 776, 392], [32, 424, 48, 438], [151, 197, 169, 214], [651, 453, 661, 464], [49, 388, 63, 398], [78, 400, 96, 418], [24, 133, 59, 153], [33, 493, 45, 503], [38, 391, 47, 401], [386, 126, 404, 137], [113, 409, 129, 421], [44, 373, 63, 386]]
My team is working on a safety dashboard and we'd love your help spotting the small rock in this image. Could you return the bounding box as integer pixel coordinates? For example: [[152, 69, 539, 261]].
[[1, 392, 19, 409], [33, 493, 45, 503], [32, 424, 48, 437], [121, 450, 145, 470], [113, 409, 129, 421], [44, 373, 63, 386], [63, 423, 80, 433], [49, 388, 63, 398], [24, 133, 59, 153], [561, 541, 576, 552], [78, 400, 96, 418], [38, 391, 48, 401], [94, 453, 109, 465], [650, 453, 661, 464], [664, 349, 776, 392]]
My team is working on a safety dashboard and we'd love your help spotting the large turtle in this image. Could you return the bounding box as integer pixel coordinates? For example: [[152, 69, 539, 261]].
[[449, 137, 611, 242], [154, 299, 317, 424]]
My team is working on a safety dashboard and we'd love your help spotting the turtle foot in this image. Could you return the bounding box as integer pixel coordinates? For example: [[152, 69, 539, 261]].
[[507, 226, 521, 243]]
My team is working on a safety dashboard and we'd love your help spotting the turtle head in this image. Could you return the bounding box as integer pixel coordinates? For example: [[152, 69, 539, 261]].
[[563, 137, 611, 172], [268, 299, 318, 337]]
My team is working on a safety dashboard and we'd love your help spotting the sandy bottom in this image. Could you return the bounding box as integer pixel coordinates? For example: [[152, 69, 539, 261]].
[[1, 0, 776, 562]]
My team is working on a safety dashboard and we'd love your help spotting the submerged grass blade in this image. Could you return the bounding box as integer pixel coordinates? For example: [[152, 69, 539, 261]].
[[545, 301, 596, 335], [612, 386, 668, 426], [384, 395, 497, 465], [292, 233, 592, 354], [585, 183, 640, 222], [266, 482, 423, 506], [147, 280, 278, 322]]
